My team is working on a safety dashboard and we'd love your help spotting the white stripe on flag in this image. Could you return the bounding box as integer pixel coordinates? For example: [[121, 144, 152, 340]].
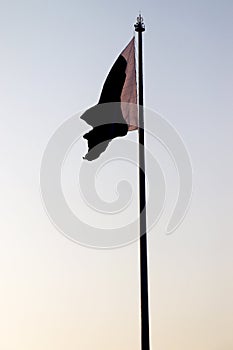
[[121, 37, 138, 130]]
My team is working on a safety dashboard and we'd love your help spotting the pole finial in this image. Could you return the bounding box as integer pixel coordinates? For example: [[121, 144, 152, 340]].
[[134, 13, 145, 32]]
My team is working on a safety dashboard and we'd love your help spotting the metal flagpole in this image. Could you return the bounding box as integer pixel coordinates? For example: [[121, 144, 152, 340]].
[[134, 14, 150, 350]]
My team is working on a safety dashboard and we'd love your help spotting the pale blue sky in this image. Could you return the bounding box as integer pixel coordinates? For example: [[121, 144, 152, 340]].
[[0, 0, 233, 349]]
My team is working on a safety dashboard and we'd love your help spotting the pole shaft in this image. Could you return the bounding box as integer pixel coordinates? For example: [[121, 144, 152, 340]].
[[137, 21, 150, 350]]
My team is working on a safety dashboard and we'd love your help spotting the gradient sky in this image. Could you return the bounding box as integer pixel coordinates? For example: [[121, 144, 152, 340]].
[[1, 0, 233, 349]]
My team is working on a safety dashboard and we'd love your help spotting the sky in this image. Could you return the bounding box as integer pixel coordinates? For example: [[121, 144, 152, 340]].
[[0, 0, 233, 349]]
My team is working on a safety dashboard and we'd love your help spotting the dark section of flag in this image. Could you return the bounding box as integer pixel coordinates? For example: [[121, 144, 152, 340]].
[[99, 55, 127, 103], [81, 55, 129, 161]]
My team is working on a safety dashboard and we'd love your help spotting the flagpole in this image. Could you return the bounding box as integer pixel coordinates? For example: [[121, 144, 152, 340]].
[[135, 14, 150, 350]]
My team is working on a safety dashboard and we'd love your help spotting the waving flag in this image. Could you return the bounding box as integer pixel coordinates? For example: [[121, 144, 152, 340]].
[[81, 38, 138, 161]]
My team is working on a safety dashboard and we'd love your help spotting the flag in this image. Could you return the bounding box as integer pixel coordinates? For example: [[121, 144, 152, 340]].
[[81, 37, 138, 161]]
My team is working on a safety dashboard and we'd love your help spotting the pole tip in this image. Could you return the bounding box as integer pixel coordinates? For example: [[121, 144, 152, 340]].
[[134, 13, 145, 32]]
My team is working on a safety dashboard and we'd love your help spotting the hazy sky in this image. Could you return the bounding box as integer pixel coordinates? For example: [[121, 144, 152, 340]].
[[0, 0, 233, 349]]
